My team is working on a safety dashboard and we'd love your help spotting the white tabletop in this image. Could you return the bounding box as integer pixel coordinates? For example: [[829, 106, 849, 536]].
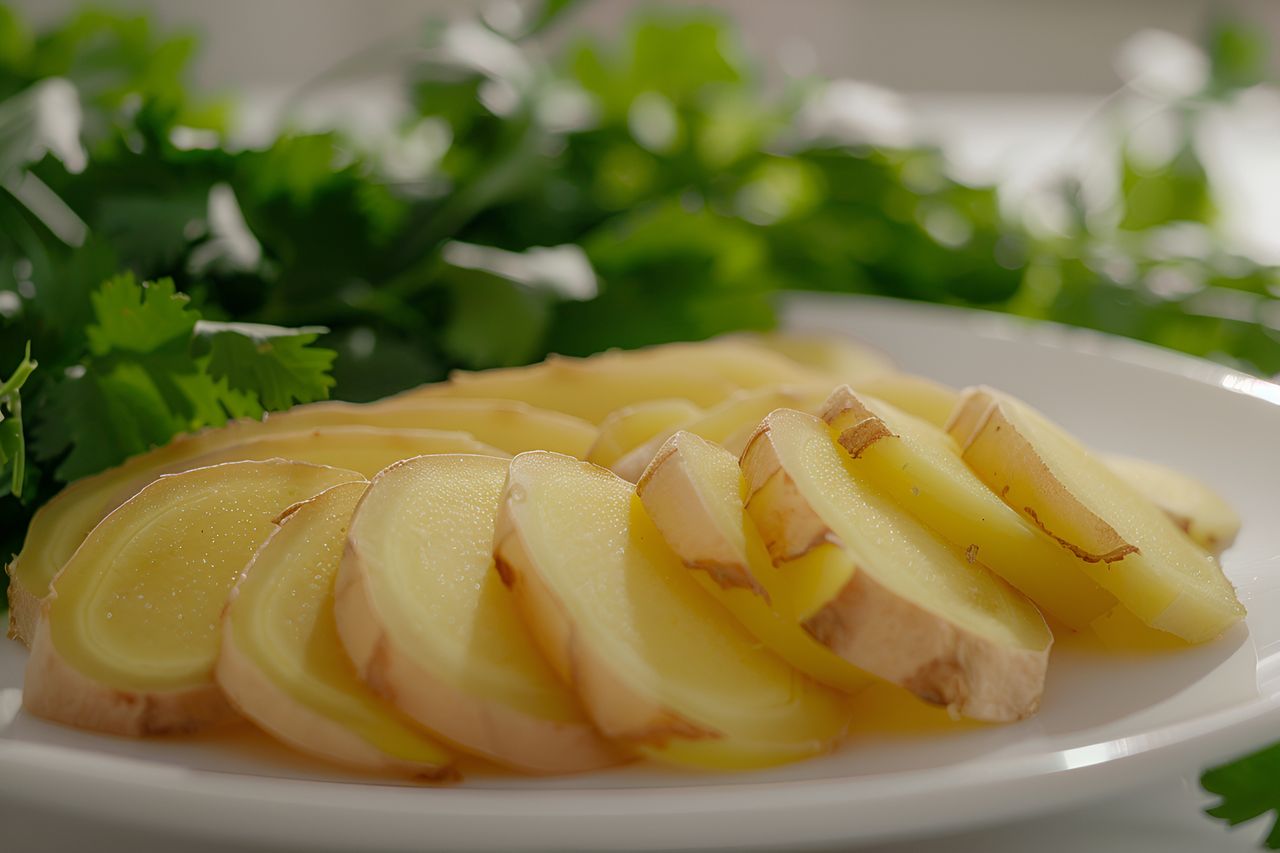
[[0, 775, 1265, 851]]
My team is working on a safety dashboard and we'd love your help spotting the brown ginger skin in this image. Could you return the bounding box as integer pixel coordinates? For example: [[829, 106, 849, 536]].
[[23, 612, 240, 736], [633, 437, 769, 599], [739, 413, 1050, 723], [947, 387, 1138, 564]]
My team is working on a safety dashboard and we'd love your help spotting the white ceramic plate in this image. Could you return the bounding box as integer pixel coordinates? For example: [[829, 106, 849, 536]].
[[3, 294, 1279, 852]]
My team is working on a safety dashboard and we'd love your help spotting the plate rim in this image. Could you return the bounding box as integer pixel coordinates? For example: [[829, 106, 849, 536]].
[[781, 291, 1280, 410]]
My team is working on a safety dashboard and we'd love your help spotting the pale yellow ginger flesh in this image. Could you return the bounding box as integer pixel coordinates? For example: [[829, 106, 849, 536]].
[[850, 373, 960, 429], [493, 451, 851, 770], [587, 399, 703, 468], [360, 399, 596, 457], [609, 374, 959, 484], [7, 398, 591, 645], [945, 388, 1239, 556], [1100, 454, 1241, 556], [335, 454, 621, 774], [217, 481, 456, 778], [23, 460, 363, 736], [397, 334, 895, 424], [740, 409, 1052, 722], [639, 338, 839, 389], [403, 354, 737, 422], [399, 338, 825, 422], [735, 332, 895, 381], [947, 387, 1245, 643], [612, 385, 832, 482], [636, 432, 870, 693], [819, 386, 1115, 630], [96, 426, 505, 515]]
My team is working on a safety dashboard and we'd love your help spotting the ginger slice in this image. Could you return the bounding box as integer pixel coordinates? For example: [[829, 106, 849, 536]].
[[637, 432, 870, 693], [24, 460, 362, 735], [336, 454, 621, 774], [218, 481, 456, 778], [741, 408, 1052, 722], [948, 387, 1244, 643], [494, 451, 851, 770]]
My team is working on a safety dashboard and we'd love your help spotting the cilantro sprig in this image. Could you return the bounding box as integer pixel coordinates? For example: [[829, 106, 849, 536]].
[[1204, 743, 1280, 848], [31, 273, 335, 483], [196, 321, 336, 412]]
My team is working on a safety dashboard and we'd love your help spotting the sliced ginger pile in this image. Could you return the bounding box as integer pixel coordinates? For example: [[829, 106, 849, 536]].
[[7, 333, 1244, 779]]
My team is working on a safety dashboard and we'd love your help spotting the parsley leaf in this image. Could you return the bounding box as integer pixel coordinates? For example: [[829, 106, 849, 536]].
[[87, 273, 196, 355], [1203, 743, 1280, 848], [35, 361, 184, 482], [197, 321, 336, 411], [31, 274, 337, 482]]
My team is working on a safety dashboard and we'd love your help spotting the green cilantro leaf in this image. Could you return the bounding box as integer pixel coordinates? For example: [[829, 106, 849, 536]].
[[83, 272, 220, 433], [31, 275, 337, 482], [32, 272, 205, 477], [36, 361, 183, 482], [197, 321, 336, 410], [1203, 742, 1280, 848], [86, 273, 197, 355]]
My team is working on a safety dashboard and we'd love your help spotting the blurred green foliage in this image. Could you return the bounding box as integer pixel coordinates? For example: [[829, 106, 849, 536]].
[[1204, 741, 1280, 849], [0, 1, 1278, 576]]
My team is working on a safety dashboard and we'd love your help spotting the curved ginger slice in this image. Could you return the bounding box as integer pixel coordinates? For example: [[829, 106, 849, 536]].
[[739, 332, 894, 382], [1100, 454, 1240, 556], [218, 481, 455, 779], [399, 338, 828, 423], [740, 409, 1052, 722], [8, 397, 587, 645], [96, 426, 505, 512], [587, 399, 703, 468], [335, 454, 621, 774], [178, 426, 505, 473], [850, 373, 959, 429], [636, 432, 870, 694], [493, 451, 851, 770], [819, 386, 1115, 630], [609, 377, 958, 484], [947, 387, 1245, 643], [23, 460, 363, 736], [611, 385, 831, 483], [402, 354, 737, 424], [357, 398, 596, 457]]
